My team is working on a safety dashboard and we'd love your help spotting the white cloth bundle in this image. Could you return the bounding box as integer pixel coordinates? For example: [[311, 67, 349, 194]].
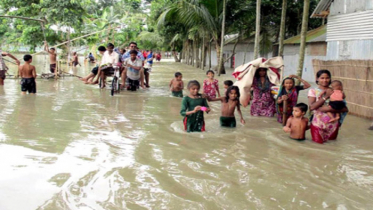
[[232, 57, 284, 107]]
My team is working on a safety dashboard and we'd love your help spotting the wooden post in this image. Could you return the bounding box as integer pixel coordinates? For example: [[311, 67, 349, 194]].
[[282, 99, 288, 126]]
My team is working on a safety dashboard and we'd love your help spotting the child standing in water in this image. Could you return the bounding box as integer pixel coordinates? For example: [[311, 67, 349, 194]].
[[169, 72, 184, 97], [223, 80, 233, 94], [18, 55, 37, 94], [203, 70, 220, 99], [276, 75, 310, 123], [325, 80, 346, 123], [180, 80, 210, 132], [283, 103, 309, 140], [72, 52, 80, 67], [209, 86, 245, 127]]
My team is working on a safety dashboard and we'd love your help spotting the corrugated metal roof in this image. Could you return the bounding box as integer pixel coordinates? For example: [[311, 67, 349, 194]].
[[311, 0, 333, 18], [281, 25, 326, 45]]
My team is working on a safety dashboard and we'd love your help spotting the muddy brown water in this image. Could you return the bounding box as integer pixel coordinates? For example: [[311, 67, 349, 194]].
[[1, 55, 373, 209]]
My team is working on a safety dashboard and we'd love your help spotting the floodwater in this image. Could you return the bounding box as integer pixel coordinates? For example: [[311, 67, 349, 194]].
[[1, 55, 373, 210]]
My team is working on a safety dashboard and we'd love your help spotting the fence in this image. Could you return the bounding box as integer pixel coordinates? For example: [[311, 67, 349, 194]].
[[313, 59, 373, 119]]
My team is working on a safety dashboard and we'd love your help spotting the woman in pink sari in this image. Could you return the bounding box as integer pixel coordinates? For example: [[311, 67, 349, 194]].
[[249, 68, 276, 117], [308, 70, 348, 144]]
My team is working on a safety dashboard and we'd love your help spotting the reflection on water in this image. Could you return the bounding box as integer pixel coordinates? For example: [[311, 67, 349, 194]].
[[1, 57, 373, 210]]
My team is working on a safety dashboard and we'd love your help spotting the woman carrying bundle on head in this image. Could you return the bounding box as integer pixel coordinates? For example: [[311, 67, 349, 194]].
[[248, 68, 276, 117]]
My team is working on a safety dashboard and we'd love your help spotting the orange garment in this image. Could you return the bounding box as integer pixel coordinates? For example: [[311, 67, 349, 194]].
[[330, 90, 343, 101]]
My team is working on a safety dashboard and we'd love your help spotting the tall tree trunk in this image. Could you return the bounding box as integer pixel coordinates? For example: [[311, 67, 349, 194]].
[[254, 0, 261, 59], [186, 40, 190, 65], [178, 51, 182, 62], [278, 0, 287, 57], [194, 37, 199, 68], [215, 41, 225, 74], [218, 0, 227, 75], [201, 36, 205, 70], [296, 0, 310, 84], [111, 28, 116, 44], [191, 40, 195, 66], [209, 39, 212, 70]]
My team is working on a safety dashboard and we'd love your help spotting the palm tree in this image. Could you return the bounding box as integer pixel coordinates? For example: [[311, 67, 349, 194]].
[[296, 0, 310, 83], [253, 0, 261, 59], [218, 0, 226, 75], [278, 0, 287, 57], [157, 0, 227, 74]]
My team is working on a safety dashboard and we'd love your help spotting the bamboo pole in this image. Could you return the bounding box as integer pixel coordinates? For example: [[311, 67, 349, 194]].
[[282, 100, 288, 126], [27, 27, 113, 57], [0, 15, 45, 23]]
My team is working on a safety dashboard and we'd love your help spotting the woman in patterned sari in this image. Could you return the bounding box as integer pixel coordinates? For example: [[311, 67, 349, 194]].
[[249, 68, 276, 117], [308, 70, 348, 144]]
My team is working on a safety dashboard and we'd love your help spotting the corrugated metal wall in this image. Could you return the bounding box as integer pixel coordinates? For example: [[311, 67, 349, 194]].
[[327, 40, 373, 60], [330, 0, 369, 15], [327, 10, 373, 41]]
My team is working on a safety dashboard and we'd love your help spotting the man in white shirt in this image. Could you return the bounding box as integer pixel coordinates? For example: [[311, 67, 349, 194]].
[[90, 43, 119, 86], [121, 50, 145, 89]]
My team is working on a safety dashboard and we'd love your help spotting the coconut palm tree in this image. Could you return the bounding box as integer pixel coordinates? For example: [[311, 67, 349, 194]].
[[278, 0, 287, 57], [253, 0, 261, 59], [157, 0, 227, 74], [296, 0, 310, 83]]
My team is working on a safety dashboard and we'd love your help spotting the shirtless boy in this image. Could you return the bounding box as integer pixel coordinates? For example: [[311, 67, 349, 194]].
[[209, 86, 245, 127], [72, 52, 80, 67], [169, 72, 184, 97], [44, 41, 57, 73], [283, 103, 309, 140], [18, 55, 37, 94]]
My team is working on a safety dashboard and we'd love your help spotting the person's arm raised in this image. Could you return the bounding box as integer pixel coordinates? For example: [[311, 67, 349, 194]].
[[290, 74, 311, 89], [2, 52, 20, 65]]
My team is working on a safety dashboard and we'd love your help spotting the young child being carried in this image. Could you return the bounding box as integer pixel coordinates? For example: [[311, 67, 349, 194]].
[[203, 70, 220, 99], [180, 80, 211, 132], [325, 80, 346, 123], [283, 103, 309, 141], [18, 54, 37, 94], [169, 72, 184, 97], [209, 86, 245, 127], [223, 80, 233, 95]]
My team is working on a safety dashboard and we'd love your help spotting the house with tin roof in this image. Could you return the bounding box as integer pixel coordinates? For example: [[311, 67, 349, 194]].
[[311, 0, 373, 60]]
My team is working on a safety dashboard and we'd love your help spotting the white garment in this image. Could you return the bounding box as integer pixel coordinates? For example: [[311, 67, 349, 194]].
[[0, 50, 9, 71], [125, 57, 142, 80], [100, 51, 119, 66], [233, 57, 283, 107]]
